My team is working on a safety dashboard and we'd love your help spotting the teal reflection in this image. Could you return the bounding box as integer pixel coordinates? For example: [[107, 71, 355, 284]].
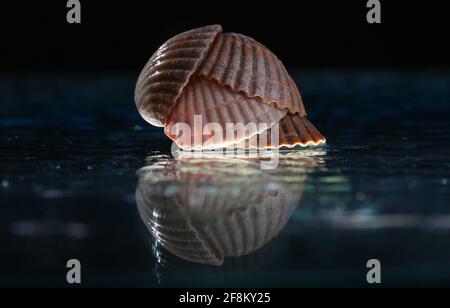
[[136, 150, 325, 267]]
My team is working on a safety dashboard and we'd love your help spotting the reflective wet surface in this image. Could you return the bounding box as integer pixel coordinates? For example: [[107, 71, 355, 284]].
[[137, 151, 322, 266], [1, 71, 449, 287]]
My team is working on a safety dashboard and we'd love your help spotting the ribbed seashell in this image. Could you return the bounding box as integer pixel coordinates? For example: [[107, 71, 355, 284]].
[[134, 25, 326, 148], [136, 155, 312, 266], [164, 76, 286, 150], [197, 33, 306, 115], [234, 114, 327, 149], [135, 25, 222, 127]]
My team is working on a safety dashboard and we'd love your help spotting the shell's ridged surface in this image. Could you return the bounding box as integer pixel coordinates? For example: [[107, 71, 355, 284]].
[[164, 76, 286, 149], [134, 25, 222, 127], [276, 114, 325, 146], [135, 25, 325, 148], [198, 33, 306, 116], [234, 114, 326, 148]]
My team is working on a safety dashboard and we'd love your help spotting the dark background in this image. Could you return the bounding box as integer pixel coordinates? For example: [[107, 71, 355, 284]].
[[1, 0, 449, 71], [1, 0, 450, 288]]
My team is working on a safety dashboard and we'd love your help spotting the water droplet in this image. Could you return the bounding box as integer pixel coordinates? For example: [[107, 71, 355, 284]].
[[1, 180, 9, 188]]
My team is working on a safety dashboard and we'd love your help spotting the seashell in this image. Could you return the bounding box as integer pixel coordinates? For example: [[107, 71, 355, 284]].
[[136, 154, 316, 266], [197, 33, 305, 115], [164, 76, 286, 149], [135, 25, 326, 148], [135, 25, 222, 127], [234, 113, 326, 149]]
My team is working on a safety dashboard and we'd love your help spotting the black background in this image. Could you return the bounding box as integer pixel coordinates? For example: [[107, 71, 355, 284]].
[[1, 0, 449, 71]]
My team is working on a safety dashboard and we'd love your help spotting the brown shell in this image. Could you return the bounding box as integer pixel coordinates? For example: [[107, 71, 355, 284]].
[[276, 114, 325, 146], [164, 76, 286, 150], [198, 33, 306, 116], [134, 25, 222, 127], [234, 114, 326, 149], [135, 25, 325, 148]]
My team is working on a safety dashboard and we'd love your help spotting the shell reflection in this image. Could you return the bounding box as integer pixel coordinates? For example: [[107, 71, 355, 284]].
[[136, 151, 323, 266]]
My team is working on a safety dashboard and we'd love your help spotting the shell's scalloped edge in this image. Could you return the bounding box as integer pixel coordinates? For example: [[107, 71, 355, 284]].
[[174, 138, 327, 151], [233, 138, 327, 150], [200, 75, 306, 117], [279, 138, 327, 148]]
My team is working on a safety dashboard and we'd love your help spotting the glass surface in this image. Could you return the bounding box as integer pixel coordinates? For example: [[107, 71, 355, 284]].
[[1, 71, 449, 287]]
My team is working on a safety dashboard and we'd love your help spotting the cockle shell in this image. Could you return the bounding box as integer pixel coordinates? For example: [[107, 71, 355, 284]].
[[165, 76, 287, 149], [197, 32, 306, 115], [135, 25, 326, 149], [135, 25, 221, 127]]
